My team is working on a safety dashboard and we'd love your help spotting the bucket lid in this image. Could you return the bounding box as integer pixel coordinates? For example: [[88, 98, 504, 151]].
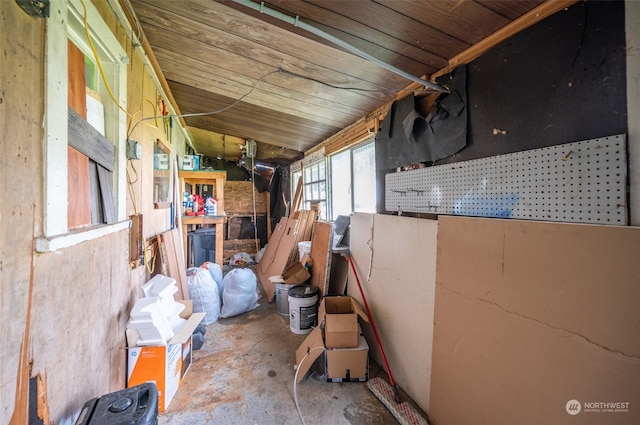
[[288, 285, 318, 298]]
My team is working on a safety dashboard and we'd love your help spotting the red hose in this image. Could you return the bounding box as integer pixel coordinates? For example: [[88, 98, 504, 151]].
[[348, 255, 401, 403]]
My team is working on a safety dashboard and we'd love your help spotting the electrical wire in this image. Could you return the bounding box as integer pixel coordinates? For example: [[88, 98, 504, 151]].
[[127, 69, 281, 139], [79, 0, 131, 118]]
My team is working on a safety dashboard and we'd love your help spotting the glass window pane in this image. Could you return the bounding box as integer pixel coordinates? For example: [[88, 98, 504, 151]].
[[319, 201, 327, 220], [319, 181, 326, 199], [292, 170, 302, 199], [312, 183, 319, 200], [304, 167, 311, 182], [305, 185, 312, 200], [311, 164, 319, 181], [318, 161, 326, 180], [353, 142, 376, 213], [330, 150, 351, 220]]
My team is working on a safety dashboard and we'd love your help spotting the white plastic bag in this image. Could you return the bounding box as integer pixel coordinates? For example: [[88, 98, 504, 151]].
[[220, 268, 259, 318], [201, 261, 224, 302], [187, 267, 221, 325]]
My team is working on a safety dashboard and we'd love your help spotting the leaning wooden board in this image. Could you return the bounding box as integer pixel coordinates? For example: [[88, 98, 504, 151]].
[[309, 221, 332, 299]]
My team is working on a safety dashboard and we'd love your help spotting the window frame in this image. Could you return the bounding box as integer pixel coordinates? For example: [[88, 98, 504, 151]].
[[37, 0, 129, 252], [327, 137, 376, 220], [302, 159, 327, 219]]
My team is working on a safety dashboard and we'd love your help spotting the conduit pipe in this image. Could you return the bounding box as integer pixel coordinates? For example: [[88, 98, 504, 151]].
[[232, 0, 449, 93]]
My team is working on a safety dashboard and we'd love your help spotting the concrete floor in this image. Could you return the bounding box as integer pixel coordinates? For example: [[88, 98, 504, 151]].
[[158, 283, 418, 425]]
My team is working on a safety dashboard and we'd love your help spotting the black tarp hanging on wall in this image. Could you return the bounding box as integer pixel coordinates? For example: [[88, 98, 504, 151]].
[[375, 66, 468, 170]]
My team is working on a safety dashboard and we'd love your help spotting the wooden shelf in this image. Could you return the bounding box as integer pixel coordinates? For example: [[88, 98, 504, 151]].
[[178, 170, 227, 267]]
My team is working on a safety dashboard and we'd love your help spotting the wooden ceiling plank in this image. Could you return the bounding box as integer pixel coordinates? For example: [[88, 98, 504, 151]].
[[170, 81, 341, 134], [152, 47, 390, 109], [475, 0, 546, 21], [186, 114, 330, 153], [261, 0, 448, 72], [133, 0, 410, 89], [383, 0, 513, 45], [154, 50, 376, 123], [436, 0, 578, 77], [305, 0, 471, 60]]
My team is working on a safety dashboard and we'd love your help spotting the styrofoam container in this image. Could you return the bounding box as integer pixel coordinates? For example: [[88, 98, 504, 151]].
[[128, 297, 175, 344], [142, 274, 178, 298]]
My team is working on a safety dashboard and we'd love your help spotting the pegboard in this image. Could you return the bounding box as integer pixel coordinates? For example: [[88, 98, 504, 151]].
[[385, 135, 627, 225]]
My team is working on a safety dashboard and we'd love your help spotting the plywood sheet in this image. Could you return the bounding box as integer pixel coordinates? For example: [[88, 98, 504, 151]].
[[430, 216, 640, 425], [348, 213, 438, 413], [224, 181, 267, 215], [309, 221, 332, 298], [160, 229, 188, 300]]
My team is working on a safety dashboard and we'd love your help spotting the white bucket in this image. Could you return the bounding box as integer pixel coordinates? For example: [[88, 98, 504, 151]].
[[275, 283, 296, 316], [288, 285, 319, 334], [298, 241, 312, 260]]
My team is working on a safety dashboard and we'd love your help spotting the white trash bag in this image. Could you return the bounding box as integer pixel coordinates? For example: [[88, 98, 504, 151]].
[[220, 268, 259, 318], [187, 267, 221, 325], [201, 261, 224, 302]]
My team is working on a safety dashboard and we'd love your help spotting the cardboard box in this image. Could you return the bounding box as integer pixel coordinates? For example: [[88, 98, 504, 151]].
[[295, 325, 369, 383], [320, 296, 369, 348], [126, 301, 204, 412], [269, 261, 310, 286]]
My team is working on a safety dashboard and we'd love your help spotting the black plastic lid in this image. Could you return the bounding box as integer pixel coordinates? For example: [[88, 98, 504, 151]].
[[288, 285, 319, 298]]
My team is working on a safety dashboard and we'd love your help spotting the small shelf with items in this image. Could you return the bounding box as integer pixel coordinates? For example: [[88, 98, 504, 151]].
[[178, 170, 227, 268]]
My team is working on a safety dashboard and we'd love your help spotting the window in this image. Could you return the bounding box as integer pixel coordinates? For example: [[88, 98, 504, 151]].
[[329, 139, 376, 220], [302, 160, 327, 219], [37, 0, 129, 251], [330, 150, 352, 219], [352, 142, 376, 213]]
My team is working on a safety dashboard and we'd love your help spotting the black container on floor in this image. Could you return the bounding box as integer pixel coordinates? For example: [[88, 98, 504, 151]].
[[74, 382, 158, 425]]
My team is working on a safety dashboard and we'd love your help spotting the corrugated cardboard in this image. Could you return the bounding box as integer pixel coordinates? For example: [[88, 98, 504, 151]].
[[126, 300, 204, 412], [269, 261, 310, 285], [325, 332, 369, 382], [295, 326, 369, 383], [256, 217, 298, 302], [319, 296, 368, 348]]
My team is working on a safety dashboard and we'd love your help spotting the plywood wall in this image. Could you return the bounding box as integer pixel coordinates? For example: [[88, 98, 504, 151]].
[[0, 1, 181, 423], [348, 213, 438, 413], [1, 3, 46, 423], [430, 216, 640, 425]]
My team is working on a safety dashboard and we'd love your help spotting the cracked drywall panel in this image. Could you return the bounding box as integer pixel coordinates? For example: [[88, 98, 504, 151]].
[[349, 212, 438, 413], [436, 216, 640, 358], [430, 285, 640, 425]]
